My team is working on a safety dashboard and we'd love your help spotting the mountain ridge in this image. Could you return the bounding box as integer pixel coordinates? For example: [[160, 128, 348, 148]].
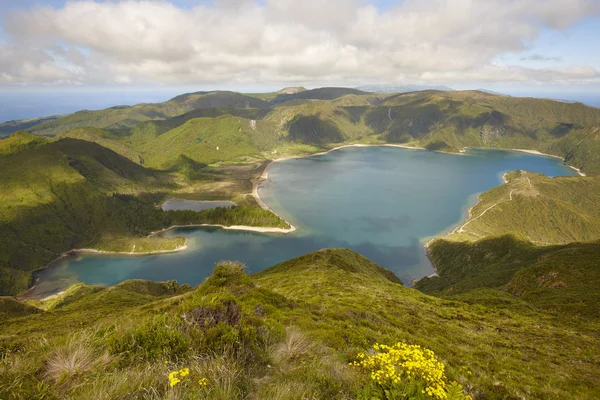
[[4, 88, 599, 174]]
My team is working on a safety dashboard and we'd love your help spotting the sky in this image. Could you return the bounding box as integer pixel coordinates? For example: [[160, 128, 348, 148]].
[[0, 0, 599, 94]]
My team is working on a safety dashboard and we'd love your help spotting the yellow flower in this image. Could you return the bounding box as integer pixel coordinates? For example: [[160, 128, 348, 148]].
[[168, 368, 190, 388], [169, 376, 181, 388], [351, 341, 470, 400], [198, 378, 208, 387]]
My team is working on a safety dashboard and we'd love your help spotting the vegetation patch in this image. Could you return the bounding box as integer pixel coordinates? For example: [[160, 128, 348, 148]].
[[2, 250, 598, 399]]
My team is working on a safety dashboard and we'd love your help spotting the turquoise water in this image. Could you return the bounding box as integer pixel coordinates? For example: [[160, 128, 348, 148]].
[[30, 147, 577, 297]]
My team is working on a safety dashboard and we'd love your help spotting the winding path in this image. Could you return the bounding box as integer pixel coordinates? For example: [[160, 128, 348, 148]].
[[458, 189, 516, 234]]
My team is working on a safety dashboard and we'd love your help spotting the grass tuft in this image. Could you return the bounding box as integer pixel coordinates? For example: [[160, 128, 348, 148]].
[[44, 334, 111, 384]]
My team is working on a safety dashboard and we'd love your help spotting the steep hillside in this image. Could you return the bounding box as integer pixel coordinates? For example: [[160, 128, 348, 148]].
[[140, 115, 278, 169], [418, 170, 600, 318], [264, 100, 373, 145], [0, 138, 177, 295], [255, 247, 402, 284], [56, 127, 145, 163], [1, 249, 598, 399], [548, 124, 600, 174], [56, 100, 374, 168], [418, 236, 600, 318], [373, 91, 600, 173], [0, 297, 40, 319]]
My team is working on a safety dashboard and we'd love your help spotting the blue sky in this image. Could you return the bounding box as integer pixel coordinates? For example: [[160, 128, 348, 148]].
[[493, 14, 600, 83], [0, 0, 599, 94]]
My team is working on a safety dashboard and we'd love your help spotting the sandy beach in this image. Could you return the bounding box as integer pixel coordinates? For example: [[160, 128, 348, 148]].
[[149, 222, 296, 237], [260, 143, 426, 179], [64, 242, 189, 257], [511, 148, 586, 176]]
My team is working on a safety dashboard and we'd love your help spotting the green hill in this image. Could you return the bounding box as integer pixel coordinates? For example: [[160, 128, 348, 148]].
[[417, 169, 600, 318], [417, 168, 600, 308], [439, 171, 600, 244], [1, 249, 598, 399], [5, 88, 600, 174], [169, 91, 271, 109], [0, 131, 51, 157], [0, 116, 61, 138], [3, 88, 600, 296], [140, 115, 277, 169], [0, 296, 40, 319], [2, 88, 600, 399], [271, 87, 371, 103], [255, 247, 402, 284], [367, 91, 600, 170], [26, 91, 271, 137]]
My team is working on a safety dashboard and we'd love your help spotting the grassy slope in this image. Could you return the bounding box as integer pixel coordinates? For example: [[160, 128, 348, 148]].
[[376, 91, 600, 173], [1, 249, 598, 399], [270, 87, 371, 104], [141, 115, 276, 169], [440, 171, 600, 244], [3, 89, 600, 297]]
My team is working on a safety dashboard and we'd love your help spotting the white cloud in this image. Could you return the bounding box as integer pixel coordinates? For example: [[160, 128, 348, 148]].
[[1, 0, 599, 86]]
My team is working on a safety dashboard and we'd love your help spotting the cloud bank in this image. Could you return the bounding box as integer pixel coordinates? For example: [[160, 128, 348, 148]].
[[1, 0, 599, 86]]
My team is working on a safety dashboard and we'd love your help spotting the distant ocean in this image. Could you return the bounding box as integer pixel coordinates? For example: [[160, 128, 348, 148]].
[[522, 93, 600, 109], [0, 90, 185, 123], [0, 90, 599, 124]]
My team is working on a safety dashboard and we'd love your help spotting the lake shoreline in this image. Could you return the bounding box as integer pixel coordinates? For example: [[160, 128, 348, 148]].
[[148, 223, 296, 236], [64, 243, 189, 257], [510, 148, 586, 176], [25, 144, 584, 297], [420, 148, 585, 246], [258, 143, 427, 181], [258, 143, 586, 288], [419, 168, 538, 284]]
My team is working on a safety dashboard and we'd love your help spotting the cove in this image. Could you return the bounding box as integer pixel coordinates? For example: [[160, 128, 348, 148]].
[[30, 147, 578, 297]]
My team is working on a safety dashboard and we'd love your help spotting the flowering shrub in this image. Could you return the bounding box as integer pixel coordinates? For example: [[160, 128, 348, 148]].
[[168, 367, 209, 390], [168, 368, 189, 387], [352, 342, 471, 400]]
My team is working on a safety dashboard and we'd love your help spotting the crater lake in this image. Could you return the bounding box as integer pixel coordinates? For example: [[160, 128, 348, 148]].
[[30, 146, 578, 297]]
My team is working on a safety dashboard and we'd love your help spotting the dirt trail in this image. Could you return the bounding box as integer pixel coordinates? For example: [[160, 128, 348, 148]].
[[458, 189, 516, 234]]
